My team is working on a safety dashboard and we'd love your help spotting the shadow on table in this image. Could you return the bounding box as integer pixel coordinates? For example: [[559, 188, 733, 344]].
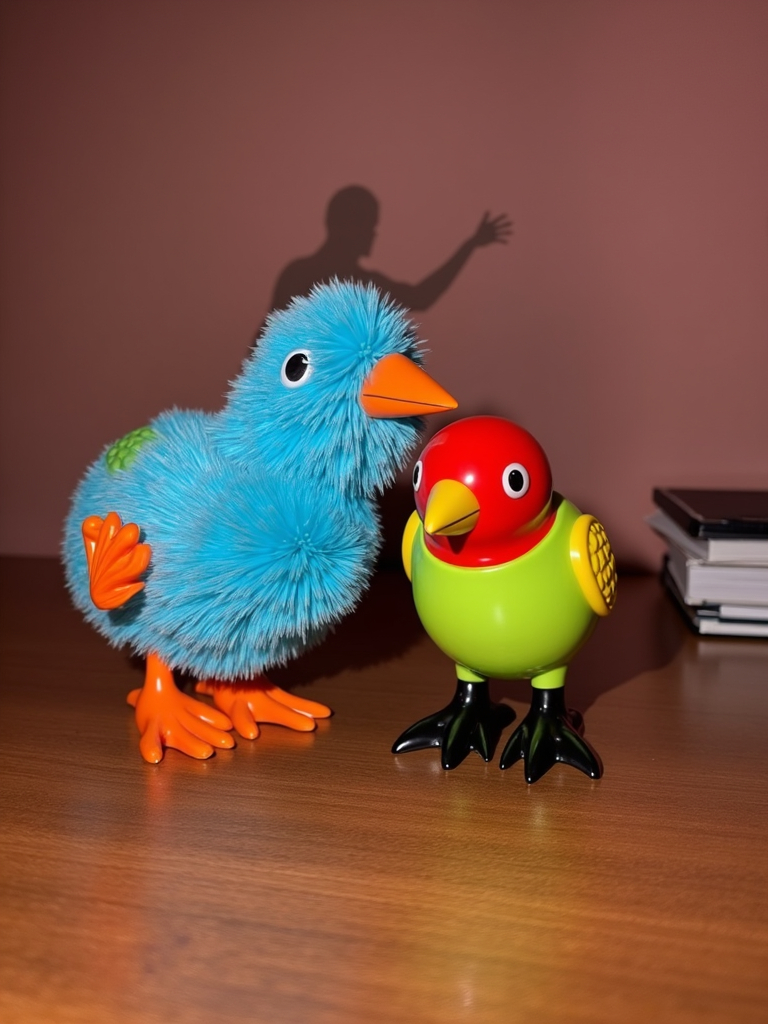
[[271, 567, 422, 691], [492, 573, 686, 712], [274, 564, 685, 717]]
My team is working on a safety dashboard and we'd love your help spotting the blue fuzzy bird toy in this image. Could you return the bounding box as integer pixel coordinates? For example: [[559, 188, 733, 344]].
[[62, 281, 457, 763]]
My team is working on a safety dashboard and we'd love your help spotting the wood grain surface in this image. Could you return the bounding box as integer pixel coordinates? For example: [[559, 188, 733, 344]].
[[1, 557, 766, 1024]]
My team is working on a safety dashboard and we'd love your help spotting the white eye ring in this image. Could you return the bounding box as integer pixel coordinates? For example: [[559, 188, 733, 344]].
[[412, 460, 423, 492], [280, 349, 313, 388], [502, 463, 530, 498]]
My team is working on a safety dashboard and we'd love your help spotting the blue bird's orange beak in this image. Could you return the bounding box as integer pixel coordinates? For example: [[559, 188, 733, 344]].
[[360, 353, 458, 418]]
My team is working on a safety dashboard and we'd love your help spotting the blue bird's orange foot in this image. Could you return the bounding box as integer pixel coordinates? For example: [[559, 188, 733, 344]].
[[499, 686, 603, 783], [127, 654, 235, 764], [392, 680, 515, 770], [195, 680, 332, 741]]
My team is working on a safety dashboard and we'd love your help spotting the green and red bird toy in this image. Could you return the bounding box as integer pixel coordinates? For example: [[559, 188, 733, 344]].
[[394, 415, 617, 783]]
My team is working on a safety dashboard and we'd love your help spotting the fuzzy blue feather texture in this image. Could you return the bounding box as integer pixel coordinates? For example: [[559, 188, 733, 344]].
[[218, 280, 425, 494], [62, 281, 427, 680]]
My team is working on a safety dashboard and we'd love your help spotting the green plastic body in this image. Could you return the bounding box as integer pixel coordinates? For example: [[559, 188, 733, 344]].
[[409, 497, 597, 687]]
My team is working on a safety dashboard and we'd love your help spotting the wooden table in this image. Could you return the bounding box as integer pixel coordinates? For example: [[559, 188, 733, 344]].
[[1, 557, 766, 1024]]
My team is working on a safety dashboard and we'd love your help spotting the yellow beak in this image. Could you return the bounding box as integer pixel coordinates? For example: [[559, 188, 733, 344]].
[[360, 353, 458, 418], [424, 480, 480, 536]]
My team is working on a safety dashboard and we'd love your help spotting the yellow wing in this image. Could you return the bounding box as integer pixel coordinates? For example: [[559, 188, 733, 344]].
[[569, 515, 617, 616], [401, 510, 420, 582]]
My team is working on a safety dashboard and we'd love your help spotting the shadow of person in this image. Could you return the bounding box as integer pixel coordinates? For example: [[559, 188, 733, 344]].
[[255, 185, 511, 341]]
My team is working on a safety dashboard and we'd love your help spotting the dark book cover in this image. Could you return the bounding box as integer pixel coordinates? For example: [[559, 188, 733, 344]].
[[652, 488, 768, 539]]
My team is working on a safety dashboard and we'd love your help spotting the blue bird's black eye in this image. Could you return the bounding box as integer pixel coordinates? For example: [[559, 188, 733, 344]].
[[502, 463, 530, 498], [281, 350, 313, 388]]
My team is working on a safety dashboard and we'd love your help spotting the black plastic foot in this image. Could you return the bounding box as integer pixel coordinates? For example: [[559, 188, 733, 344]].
[[499, 687, 603, 783], [392, 680, 516, 770]]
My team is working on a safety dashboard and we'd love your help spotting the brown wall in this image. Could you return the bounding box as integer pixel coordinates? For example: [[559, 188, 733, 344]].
[[1, 0, 766, 567]]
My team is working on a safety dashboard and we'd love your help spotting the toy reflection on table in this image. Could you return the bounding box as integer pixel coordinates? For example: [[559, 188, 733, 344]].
[[63, 281, 457, 764], [394, 415, 616, 783]]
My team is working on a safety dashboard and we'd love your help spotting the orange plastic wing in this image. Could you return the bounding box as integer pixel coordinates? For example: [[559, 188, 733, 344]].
[[82, 512, 152, 610]]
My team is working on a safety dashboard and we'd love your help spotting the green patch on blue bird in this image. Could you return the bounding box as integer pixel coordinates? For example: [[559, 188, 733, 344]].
[[106, 426, 157, 473]]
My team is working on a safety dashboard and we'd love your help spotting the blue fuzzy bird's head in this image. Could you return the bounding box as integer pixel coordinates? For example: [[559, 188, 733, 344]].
[[217, 280, 452, 497]]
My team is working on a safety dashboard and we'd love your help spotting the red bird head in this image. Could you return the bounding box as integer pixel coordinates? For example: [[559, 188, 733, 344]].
[[413, 416, 556, 567]]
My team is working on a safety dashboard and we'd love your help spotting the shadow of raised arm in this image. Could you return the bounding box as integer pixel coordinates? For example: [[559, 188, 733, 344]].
[[379, 211, 513, 311]]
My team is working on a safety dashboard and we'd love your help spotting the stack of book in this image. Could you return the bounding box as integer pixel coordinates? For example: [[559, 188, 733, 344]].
[[647, 488, 768, 639]]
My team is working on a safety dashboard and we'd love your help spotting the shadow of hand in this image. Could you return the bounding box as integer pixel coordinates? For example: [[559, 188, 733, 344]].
[[471, 211, 513, 247]]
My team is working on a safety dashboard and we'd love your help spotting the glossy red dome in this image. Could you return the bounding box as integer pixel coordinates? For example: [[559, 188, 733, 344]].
[[413, 416, 556, 567]]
